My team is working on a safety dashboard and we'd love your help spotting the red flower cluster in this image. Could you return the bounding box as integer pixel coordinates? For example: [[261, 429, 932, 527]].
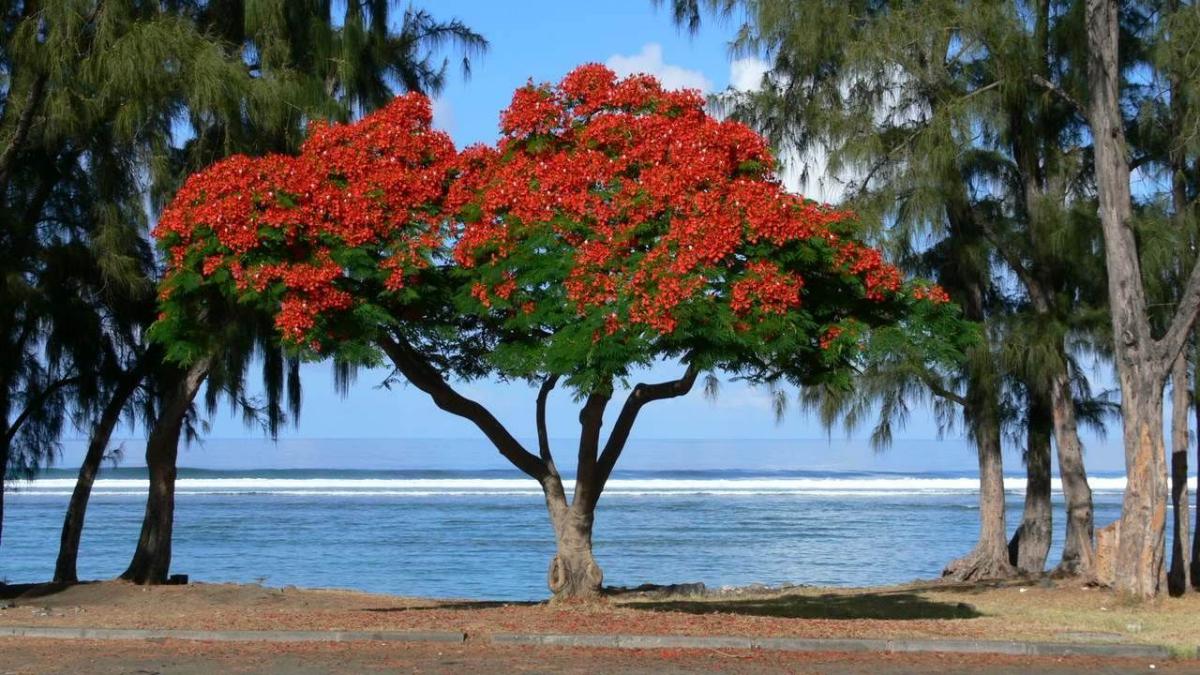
[[156, 64, 936, 360], [912, 284, 951, 304], [454, 64, 905, 334], [729, 262, 804, 316], [155, 94, 457, 346]]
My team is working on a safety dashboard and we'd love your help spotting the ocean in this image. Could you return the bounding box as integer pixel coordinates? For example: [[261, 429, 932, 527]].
[[0, 465, 1134, 600]]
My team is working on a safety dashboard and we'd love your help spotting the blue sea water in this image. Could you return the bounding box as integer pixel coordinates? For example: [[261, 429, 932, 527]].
[[0, 464, 1131, 600]]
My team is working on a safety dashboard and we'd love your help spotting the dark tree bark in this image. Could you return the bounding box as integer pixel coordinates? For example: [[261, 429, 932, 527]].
[[1085, 0, 1200, 598], [55, 364, 145, 583], [1010, 392, 1052, 575], [120, 359, 209, 585], [377, 333, 697, 601], [1193, 339, 1200, 588], [1168, 353, 1191, 596], [1049, 360, 1096, 578], [0, 391, 9, 551], [944, 401, 1014, 581], [943, 278, 1015, 581]]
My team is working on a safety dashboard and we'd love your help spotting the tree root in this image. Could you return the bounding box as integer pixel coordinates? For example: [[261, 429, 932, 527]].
[[943, 546, 1017, 582]]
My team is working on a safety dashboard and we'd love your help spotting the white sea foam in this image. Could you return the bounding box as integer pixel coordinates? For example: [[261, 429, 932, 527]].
[[9, 476, 1139, 496]]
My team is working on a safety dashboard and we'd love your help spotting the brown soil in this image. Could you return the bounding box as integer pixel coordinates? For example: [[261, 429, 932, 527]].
[[0, 577, 1196, 653]]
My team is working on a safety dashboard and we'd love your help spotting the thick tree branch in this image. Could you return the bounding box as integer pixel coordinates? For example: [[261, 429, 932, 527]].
[[588, 363, 700, 503], [1155, 257, 1200, 369], [917, 369, 969, 408], [536, 375, 559, 476], [571, 391, 610, 508], [377, 334, 548, 481]]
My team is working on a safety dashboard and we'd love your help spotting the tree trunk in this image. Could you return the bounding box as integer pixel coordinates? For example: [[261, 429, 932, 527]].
[[1086, 0, 1182, 599], [1193, 339, 1200, 588], [1049, 361, 1096, 578], [1113, 375, 1169, 598], [544, 477, 603, 602], [1010, 393, 1052, 575], [55, 368, 142, 583], [945, 404, 1015, 581], [1169, 353, 1191, 596], [0, 390, 10, 551], [120, 361, 208, 585]]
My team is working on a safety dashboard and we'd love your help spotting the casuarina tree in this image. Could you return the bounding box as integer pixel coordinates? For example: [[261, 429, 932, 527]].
[[153, 65, 965, 601]]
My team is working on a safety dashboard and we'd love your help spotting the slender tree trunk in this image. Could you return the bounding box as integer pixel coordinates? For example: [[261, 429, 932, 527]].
[[0, 393, 8, 552], [120, 360, 208, 585], [1049, 360, 1096, 577], [1010, 393, 1052, 575], [945, 399, 1015, 581], [1192, 339, 1200, 588], [55, 367, 143, 583], [1169, 353, 1191, 596]]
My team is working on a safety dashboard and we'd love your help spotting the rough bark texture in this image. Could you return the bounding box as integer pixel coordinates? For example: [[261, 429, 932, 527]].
[[1049, 362, 1096, 578], [1169, 354, 1191, 596], [120, 360, 209, 585], [544, 480, 603, 602], [1085, 0, 1199, 599], [0, 391, 8, 551], [1193, 343, 1200, 588], [1009, 394, 1052, 575], [944, 404, 1015, 581], [55, 366, 143, 583], [1113, 379, 1169, 598]]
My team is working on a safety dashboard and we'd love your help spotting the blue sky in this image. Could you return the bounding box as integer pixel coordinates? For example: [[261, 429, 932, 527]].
[[169, 1, 1130, 472]]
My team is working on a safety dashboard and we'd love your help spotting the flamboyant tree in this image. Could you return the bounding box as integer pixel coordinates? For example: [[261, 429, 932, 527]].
[[154, 65, 964, 600]]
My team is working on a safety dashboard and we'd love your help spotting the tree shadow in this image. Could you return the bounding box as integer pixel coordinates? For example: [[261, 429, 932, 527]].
[[625, 592, 981, 621], [362, 600, 540, 613], [0, 581, 83, 602]]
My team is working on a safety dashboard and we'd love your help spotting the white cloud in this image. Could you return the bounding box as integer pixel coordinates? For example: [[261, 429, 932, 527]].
[[729, 56, 770, 92], [606, 44, 713, 93], [431, 97, 454, 135]]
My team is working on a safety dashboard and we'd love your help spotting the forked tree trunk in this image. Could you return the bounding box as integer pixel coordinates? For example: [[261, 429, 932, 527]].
[[1010, 394, 1052, 575], [1085, 0, 1199, 598], [1048, 363, 1095, 578], [945, 405, 1015, 581], [1168, 354, 1191, 596], [55, 367, 143, 583], [121, 360, 208, 585], [544, 477, 603, 601], [377, 335, 697, 602]]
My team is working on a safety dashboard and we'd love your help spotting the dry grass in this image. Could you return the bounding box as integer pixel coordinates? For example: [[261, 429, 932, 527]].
[[1, 578, 1198, 655], [618, 579, 1200, 653]]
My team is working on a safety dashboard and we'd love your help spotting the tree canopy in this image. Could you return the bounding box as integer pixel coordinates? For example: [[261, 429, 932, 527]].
[[154, 65, 962, 398]]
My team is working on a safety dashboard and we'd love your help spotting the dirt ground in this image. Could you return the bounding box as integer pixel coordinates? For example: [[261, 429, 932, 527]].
[[1, 578, 1198, 649], [0, 578, 1195, 672], [0, 639, 1181, 675]]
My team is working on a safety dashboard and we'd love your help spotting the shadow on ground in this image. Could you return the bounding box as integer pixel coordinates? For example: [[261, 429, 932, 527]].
[[625, 592, 981, 621], [362, 600, 540, 613]]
